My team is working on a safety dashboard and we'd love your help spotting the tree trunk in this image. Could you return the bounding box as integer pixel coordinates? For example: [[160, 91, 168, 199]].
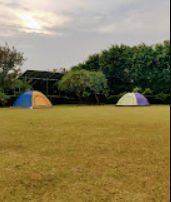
[[95, 93, 100, 105], [76, 92, 82, 104]]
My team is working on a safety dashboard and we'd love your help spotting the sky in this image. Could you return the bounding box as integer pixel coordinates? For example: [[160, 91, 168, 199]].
[[0, 0, 170, 71]]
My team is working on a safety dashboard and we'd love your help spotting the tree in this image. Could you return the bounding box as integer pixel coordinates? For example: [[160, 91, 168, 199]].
[[84, 54, 100, 71], [151, 40, 170, 94], [72, 44, 135, 94], [143, 88, 153, 96], [70, 40, 170, 98], [130, 41, 170, 94], [89, 71, 108, 104], [71, 54, 100, 72], [0, 43, 25, 93], [58, 70, 108, 104], [58, 70, 90, 102], [133, 87, 142, 93], [99, 44, 134, 94], [71, 63, 86, 71], [12, 79, 31, 95], [130, 44, 156, 91]]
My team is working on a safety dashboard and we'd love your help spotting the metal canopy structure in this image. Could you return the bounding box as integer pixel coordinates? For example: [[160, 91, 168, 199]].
[[20, 70, 64, 95]]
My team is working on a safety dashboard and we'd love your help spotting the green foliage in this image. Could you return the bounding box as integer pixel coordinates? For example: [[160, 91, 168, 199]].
[[71, 63, 85, 71], [82, 91, 90, 98], [133, 87, 142, 93], [84, 54, 100, 71], [155, 93, 170, 102], [0, 92, 9, 106], [58, 70, 90, 101], [58, 70, 107, 103], [71, 40, 170, 97], [0, 40, 170, 106], [71, 54, 100, 72], [12, 79, 31, 95], [99, 44, 134, 94], [143, 88, 153, 96], [88, 71, 108, 103], [0, 43, 25, 92]]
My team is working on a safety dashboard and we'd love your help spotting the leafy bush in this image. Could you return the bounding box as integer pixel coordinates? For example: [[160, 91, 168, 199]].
[[13, 79, 31, 94], [58, 70, 108, 104], [133, 87, 143, 93], [155, 93, 170, 103], [0, 92, 9, 106], [143, 88, 153, 95], [146, 94, 170, 104]]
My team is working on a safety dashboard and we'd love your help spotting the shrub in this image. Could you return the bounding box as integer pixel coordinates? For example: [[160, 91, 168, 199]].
[[155, 93, 170, 103], [143, 88, 153, 95], [133, 87, 143, 93], [0, 92, 9, 106], [146, 93, 170, 104]]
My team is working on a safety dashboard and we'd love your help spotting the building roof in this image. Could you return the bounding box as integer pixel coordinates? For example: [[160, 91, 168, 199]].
[[20, 70, 63, 81]]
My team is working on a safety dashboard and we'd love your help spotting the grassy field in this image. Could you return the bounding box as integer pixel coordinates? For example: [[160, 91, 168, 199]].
[[0, 105, 170, 202]]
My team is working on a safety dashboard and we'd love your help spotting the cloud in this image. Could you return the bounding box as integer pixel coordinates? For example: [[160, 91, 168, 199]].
[[97, 11, 170, 36], [0, 0, 170, 37], [0, 0, 71, 36], [13, 10, 70, 35]]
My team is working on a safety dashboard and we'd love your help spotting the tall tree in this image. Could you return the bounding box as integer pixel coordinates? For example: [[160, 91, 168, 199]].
[[71, 40, 170, 96], [71, 54, 100, 72], [151, 40, 170, 93], [130, 43, 155, 90], [89, 71, 107, 104], [99, 44, 134, 94], [0, 43, 25, 92]]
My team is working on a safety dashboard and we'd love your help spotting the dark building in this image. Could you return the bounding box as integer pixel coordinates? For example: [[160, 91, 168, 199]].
[[20, 70, 64, 95]]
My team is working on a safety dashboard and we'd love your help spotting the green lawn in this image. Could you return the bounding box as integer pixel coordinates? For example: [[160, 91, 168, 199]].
[[0, 105, 170, 202]]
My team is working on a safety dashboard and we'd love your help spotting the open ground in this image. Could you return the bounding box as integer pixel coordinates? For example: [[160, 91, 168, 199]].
[[0, 105, 170, 202]]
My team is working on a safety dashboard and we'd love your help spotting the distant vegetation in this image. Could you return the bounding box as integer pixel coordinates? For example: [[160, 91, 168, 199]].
[[0, 44, 30, 105], [0, 40, 170, 106], [69, 40, 170, 103], [58, 70, 108, 104], [58, 40, 170, 104]]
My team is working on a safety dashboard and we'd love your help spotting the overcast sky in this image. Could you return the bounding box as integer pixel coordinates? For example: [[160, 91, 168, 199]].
[[0, 0, 170, 71]]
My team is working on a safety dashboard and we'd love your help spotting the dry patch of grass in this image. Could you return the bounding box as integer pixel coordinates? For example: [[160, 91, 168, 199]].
[[0, 105, 170, 202]]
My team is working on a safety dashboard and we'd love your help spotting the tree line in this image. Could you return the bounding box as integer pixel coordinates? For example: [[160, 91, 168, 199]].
[[0, 40, 170, 106], [58, 40, 170, 104]]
